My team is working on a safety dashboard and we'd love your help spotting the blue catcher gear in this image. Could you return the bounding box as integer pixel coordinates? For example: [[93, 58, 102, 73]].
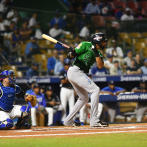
[[0, 118, 13, 130], [15, 105, 31, 129], [0, 70, 15, 85]]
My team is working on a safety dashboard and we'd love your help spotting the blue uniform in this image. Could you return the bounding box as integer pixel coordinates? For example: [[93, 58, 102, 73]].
[[26, 89, 34, 94], [0, 83, 20, 111], [101, 86, 124, 109]]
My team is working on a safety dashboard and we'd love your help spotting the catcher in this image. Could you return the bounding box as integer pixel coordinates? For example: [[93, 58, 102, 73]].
[[0, 70, 37, 130]]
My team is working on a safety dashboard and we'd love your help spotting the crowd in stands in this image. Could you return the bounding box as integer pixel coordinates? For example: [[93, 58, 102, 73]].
[[0, 0, 147, 76]]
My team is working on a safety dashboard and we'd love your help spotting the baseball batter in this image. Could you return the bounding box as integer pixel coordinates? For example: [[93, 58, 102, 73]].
[[64, 32, 108, 127], [0, 70, 36, 129]]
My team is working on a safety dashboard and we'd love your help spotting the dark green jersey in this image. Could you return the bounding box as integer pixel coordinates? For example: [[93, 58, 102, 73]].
[[72, 42, 103, 73]]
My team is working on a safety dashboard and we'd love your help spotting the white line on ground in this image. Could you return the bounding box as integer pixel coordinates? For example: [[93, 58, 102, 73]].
[[0, 130, 146, 138]]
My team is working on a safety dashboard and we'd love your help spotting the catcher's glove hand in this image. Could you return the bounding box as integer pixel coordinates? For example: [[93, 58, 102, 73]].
[[25, 94, 37, 107]]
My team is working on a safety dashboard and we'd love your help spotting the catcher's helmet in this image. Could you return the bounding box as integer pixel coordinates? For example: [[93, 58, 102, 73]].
[[91, 32, 107, 49], [0, 70, 15, 84]]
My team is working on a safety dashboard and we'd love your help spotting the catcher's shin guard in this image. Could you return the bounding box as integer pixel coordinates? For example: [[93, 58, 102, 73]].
[[0, 118, 13, 130], [15, 105, 31, 129]]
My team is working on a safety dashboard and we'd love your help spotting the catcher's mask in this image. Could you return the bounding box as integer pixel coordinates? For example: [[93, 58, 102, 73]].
[[91, 32, 107, 49], [0, 70, 15, 85]]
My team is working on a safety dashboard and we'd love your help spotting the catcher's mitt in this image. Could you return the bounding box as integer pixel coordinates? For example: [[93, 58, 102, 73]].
[[25, 94, 37, 107]]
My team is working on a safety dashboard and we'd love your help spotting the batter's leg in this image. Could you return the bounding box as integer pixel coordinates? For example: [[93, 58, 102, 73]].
[[64, 82, 89, 126], [136, 107, 147, 122], [66, 66, 100, 126], [79, 104, 86, 123], [60, 87, 68, 122], [97, 103, 103, 119]]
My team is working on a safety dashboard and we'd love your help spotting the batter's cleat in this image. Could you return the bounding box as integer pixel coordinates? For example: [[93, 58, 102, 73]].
[[15, 123, 31, 129], [92, 121, 108, 128], [72, 121, 81, 127]]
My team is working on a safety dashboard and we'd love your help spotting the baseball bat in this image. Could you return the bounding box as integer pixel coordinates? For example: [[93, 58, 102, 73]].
[[42, 34, 70, 49]]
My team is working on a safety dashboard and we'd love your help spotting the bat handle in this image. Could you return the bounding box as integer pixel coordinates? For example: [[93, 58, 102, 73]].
[[57, 41, 70, 49]]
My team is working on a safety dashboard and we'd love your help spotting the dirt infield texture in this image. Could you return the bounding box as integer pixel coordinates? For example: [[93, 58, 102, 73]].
[[0, 124, 147, 138]]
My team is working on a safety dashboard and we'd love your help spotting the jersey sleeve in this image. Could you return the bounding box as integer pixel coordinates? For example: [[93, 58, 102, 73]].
[[59, 71, 66, 80], [75, 42, 87, 55], [15, 85, 21, 94]]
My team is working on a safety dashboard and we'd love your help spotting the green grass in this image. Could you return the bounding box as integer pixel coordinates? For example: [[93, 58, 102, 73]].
[[0, 133, 147, 147]]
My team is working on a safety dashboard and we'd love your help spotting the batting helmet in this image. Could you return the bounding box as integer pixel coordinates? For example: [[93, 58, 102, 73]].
[[91, 32, 107, 49], [0, 70, 15, 84]]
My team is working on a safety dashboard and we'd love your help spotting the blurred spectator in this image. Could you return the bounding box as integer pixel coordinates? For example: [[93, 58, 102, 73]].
[[101, 81, 126, 122], [26, 80, 37, 94], [6, 8, 20, 25], [0, 0, 5, 13], [115, 5, 123, 20], [50, 10, 66, 29], [54, 54, 64, 75], [76, 15, 88, 34], [104, 54, 114, 73], [10, 26, 21, 49], [40, 85, 46, 94], [99, 0, 112, 16], [29, 84, 53, 127], [73, 35, 80, 47], [4, 21, 15, 53], [121, 8, 134, 21], [126, 58, 140, 75], [25, 37, 41, 58], [0, 14, 7, 32], [76, 3, 85, 15], [138, 59, 147, 74], [34, 22, 43, 39], [134, 8, 146, 19], [85, 0, 100, 15], [110, 60, 123, 75], [49, 23, 70, 39], [134, 54, 143, 69], [59, 60, 74, 122], [47, 50, 59, 75], [26, 62, 39, 77], [54, 35, 67, 54], [19, 21, 32, 40], [106, 22, 117, 41], [91, 66, 107, 75], [44, 86, 61, 113], [131, 80, 147, 122], [0, 44, 8, 65], [105, 40, 124, 58], [29, 12, 37, 28], [123, 50, 132, 67], [79, 23, 90, 39], [65, 11, 76, 34]]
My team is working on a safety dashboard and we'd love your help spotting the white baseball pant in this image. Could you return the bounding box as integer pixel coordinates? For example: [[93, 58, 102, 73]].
[[64, 65, 100, 127], [0, 105, 22, 121], [31, 107, 54, 126], [108, 108, 116, 122], [60, 87, 75, 121], [136, 106, 147, 122], [80, 103, 103, 123]]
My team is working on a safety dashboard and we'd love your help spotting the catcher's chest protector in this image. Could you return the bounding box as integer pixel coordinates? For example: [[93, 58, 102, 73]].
[[0, 83, 16, 111]]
